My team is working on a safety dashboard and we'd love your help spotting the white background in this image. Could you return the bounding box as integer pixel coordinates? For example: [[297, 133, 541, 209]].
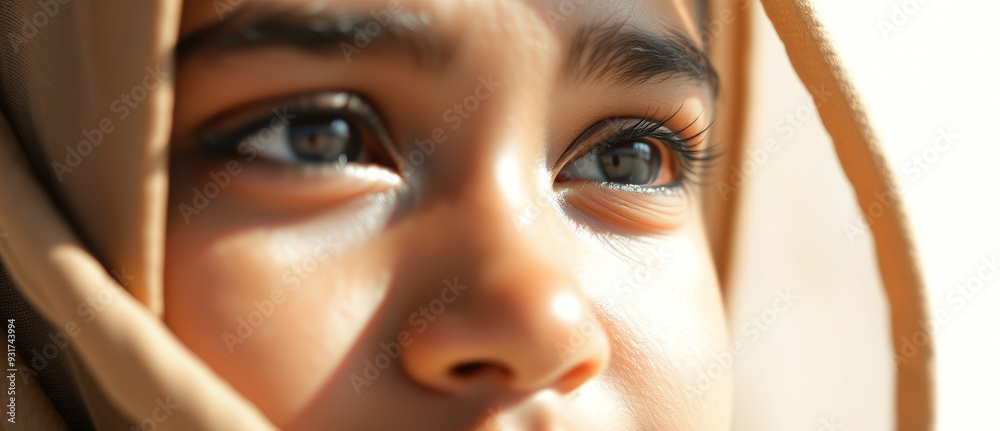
[[814, 0, 1000, 428], [782, 0, 999, 428]]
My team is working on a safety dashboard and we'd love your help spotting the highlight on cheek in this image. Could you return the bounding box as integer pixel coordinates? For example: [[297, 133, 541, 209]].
[[562, 184, 687, 232]]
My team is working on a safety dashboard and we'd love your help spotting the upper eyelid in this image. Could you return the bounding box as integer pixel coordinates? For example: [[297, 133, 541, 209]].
[[194, 93, 712, 185], [562, 118, 674, 166], [199, 92, 366, 134], [197, 92, 400, 159], [560, 117, 713, 191], [200, 113, 283, 154], [559, 119, 629, 165]]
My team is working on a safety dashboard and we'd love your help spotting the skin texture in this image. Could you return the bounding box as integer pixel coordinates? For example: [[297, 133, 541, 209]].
[[164, 0, 731, 429]]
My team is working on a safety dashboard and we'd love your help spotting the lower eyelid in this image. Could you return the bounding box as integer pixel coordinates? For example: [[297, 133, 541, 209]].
[[562, 184, 687, 232], [217, 161, 403, 211]]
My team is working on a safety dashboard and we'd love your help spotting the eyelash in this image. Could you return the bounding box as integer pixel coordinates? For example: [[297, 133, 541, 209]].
[[198, 93, 395, 166], [579, 113, 717, 193], [196, 93, 718, 196]]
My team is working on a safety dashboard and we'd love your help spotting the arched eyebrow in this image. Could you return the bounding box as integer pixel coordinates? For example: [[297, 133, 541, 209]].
[[175, 2, 452, 67], [175, 2, 717, 94], [566, 20, 718, 94]]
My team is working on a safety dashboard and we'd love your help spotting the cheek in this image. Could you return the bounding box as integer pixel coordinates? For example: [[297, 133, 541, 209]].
[[163, 183, 395, 425], [578, 224, 730, 428]]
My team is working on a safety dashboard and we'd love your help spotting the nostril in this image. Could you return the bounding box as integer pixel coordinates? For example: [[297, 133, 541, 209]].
[[450, 361, 511, 381], [452, 362, 488, 377]]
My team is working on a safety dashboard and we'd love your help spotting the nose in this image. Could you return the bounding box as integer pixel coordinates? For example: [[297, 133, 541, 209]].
[[401, 263, 610, 396], [398, 206, 611, 397]]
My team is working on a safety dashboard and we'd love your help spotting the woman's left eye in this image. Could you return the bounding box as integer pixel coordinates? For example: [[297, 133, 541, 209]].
[[556, 117, 705, 189], [559, 138, 667, 186]]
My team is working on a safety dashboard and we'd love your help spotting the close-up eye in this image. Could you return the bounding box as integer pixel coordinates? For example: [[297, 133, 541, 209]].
[[559, 137, 668, 186], [556, 119, 699, 189], [284, 114, 362, 164], [200, 92, 397, 169]]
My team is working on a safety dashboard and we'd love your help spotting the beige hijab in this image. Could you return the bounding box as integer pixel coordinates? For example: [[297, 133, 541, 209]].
[[0, 0, 933, 429]]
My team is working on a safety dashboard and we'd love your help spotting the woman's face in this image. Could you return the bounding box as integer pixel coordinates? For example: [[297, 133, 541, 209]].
[[165, 0, 729, 429]]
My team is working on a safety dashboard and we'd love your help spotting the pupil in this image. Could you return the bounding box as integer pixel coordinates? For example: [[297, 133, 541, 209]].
[[599, 141, 659, 185], [288, 117, 361, 163]]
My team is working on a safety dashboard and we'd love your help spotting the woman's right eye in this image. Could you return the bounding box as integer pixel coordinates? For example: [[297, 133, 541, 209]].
[[263, 114, 365, 165], [201, 92, 395, 168]]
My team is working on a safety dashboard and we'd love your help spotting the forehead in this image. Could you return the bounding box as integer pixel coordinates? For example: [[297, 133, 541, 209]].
[[181, 0, 703, 46]]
